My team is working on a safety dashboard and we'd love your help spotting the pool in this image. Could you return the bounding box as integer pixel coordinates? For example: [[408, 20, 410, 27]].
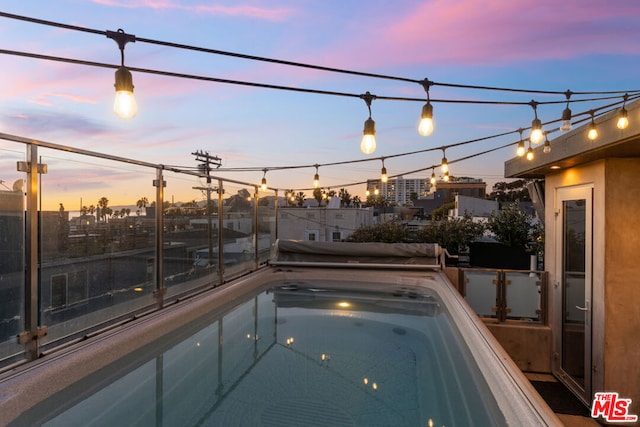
[[0, 244, 560, 426]]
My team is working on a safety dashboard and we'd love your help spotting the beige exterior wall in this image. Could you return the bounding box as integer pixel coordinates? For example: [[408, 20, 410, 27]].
[[545, 158, 640, 412]]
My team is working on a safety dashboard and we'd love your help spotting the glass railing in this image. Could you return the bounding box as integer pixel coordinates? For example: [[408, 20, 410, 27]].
[[0, 132, 277, 371], [460, 268, 547, 324]]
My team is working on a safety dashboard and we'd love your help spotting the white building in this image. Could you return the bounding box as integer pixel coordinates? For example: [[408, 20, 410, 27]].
[[277, 206, 374, 242], [366, 176, 429, 206]]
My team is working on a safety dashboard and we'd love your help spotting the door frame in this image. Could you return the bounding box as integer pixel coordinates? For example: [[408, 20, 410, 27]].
[[553, 184, 594, 404]]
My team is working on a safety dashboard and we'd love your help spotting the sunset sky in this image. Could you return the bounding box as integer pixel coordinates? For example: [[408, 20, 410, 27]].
[[1, 1, 640, 208]]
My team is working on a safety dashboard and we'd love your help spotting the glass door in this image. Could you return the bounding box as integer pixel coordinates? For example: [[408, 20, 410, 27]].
[[554, 185, 592, 403]]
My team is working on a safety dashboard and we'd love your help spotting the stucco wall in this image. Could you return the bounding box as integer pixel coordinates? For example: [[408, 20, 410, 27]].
[[603, 158, 640, 411], [545, 159, 640, 412]]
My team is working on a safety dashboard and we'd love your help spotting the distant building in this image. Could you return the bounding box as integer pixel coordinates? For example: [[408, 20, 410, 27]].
[[277, 206, 374, 242], [366, 176, 429, 206], [432, 177, 486, 203]]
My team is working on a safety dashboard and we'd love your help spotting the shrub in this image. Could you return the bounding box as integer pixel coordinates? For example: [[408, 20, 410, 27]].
[[415, 214, 485, 254], [346, 221, 409, 243], [486, 202, 535, 249]]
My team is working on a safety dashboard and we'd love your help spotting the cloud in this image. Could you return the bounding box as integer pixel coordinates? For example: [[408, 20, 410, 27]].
[[29, 92, 97, 107], [2, 110, 111, 138], [314, 0, 640, 68], [90, 0, 294, 21]]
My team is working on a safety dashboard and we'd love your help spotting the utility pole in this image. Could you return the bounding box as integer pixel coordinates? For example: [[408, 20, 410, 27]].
[[192, 150, 221, 184], [192, 150, 222, 269]]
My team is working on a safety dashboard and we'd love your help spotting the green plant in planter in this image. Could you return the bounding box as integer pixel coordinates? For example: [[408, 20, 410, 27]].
[[486, 201, 536, 250]]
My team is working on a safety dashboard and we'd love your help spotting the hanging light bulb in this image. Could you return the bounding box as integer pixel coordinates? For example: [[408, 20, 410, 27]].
[[443, 171, 450, 182], [418, 102, 434, 136], [516, 129, 525, 157], [374, 186, 379, 195], [526, 144, 534, 161], [617, 107, 629, 130], [418, 78, 435, 136], [440, 150, 449, 174], [365, 188, 370, 197], [107, 29, 138, 119], [113, 67, 138, 119], [430, 169, 436, 185], [543, 133, 551, 154], [360, 92, 377, 154], [380, 159, 388, 183], [588, 112, 599, 140], [617, 94, 629, 130], [313, 165, 320, 188], [560, 90, 572, 132], [261, 169, 268, 191], [529, 101, 543, 144]]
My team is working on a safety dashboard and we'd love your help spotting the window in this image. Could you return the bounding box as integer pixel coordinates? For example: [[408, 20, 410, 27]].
[[332, 231, 341, 242], [305, 230, 318, 241]]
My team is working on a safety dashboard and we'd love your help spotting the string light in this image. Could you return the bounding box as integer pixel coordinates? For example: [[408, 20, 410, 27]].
[[543, 133, 551, 154], [430, 168, 436, 185], [374, 186, 379, 195], [418, 78, 434, 137], [360, 92, 377, 154], [380, 158, 388, 183], [261, 169, 268, 191], [4, 12, 640, 196], [313, 165, 320, 188], [440, 149, 449, 174], [529, 101, 543, 144], [588, 111, 599, 140], [443, 171, 450, 182], [516, 129, 526, 157], [526, 141, 534, 161], [617, 93, 629, 130], [560, 90, 572, 132], [106, 29, 137, 119]]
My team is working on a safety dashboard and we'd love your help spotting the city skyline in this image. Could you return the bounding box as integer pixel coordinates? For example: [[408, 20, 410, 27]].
[[1, 1, 640, 206]]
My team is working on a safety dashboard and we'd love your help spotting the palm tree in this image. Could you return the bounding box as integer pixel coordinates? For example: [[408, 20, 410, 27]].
[[352, 195, 362, 208], [97, 197, 112, 221], [339, 188, 352, 207], [136, 197, 148, 216], [295, 192, 306, 207], [313, 188, 324, 206]]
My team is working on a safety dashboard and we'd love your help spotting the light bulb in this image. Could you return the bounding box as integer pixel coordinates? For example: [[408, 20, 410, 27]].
[[418, 102, 434, 136], [588, 122, 598, 140], [381, 167, 388, 183], [313, 173, 320, 188], [441, 157, 448, 174], [113, 66, 137, 119], [526, 147, 534, 161], [560, 106, 572, 132], [430, 172, 436, 185], [261, 177, 267, 191], [361, 117, 376, 154], [530, 118, 543, 144], [543, 139, 551, 154], [114, 91, 138, 119], [617, 107, 629, 130], [516, 141, 525, 157], [443, 171, 449, 182], [374, 186, 379, 195]]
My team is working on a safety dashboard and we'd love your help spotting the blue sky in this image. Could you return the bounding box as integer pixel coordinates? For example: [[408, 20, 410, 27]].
[[1, 0, 640, 205]]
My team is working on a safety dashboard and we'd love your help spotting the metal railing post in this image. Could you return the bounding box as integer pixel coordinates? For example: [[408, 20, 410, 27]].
[[153, 169, 166, 307], [19, 144, 45, 359]]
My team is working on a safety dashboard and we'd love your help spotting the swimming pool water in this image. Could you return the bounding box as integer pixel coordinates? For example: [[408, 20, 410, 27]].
[[15, 280, 506, 426]]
